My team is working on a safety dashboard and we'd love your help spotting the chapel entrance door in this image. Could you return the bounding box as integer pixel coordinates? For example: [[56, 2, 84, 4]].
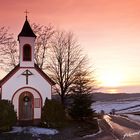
[[19, 92, 33, 120]]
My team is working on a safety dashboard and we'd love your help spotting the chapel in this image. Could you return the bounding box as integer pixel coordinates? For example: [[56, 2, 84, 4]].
[[0, 16, 55, 123]]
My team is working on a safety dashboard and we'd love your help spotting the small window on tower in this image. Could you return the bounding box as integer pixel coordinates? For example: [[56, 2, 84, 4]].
[[23, 44, 31, 61]]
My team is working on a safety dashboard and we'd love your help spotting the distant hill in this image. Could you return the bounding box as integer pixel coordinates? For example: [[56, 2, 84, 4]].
[[92, 92, 140, 102]]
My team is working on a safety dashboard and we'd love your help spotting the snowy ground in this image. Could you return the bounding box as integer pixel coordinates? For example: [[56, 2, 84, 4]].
[[92, 96, 140, 114], [125, 114, 140, 122], [7, 127, 58, 137]]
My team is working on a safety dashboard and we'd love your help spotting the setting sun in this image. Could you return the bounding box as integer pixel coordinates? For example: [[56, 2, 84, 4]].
[[99, 71, 124, 87]]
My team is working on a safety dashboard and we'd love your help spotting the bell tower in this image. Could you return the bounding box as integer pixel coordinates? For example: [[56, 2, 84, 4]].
[[18, 16, 36, 67]]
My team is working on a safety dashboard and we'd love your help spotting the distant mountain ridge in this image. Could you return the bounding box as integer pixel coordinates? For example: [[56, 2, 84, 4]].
[[92, 92, 140, 102]]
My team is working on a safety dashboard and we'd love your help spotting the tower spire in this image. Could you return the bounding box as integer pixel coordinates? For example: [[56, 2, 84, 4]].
[[24, 10, 29, 20], [18, 12, 36, 39]]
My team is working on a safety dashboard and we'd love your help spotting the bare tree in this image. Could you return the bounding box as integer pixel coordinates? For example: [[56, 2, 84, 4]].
[[0, 27, 13, 45], [47, 31, 88, 104], [70, 59, 95, 95], [0, 39, 18, 71], [0, 27, 18, 71], [32, 23, 55, 70]]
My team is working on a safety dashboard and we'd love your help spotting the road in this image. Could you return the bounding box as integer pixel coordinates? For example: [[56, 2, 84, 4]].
[[82, 115, 140, 140]]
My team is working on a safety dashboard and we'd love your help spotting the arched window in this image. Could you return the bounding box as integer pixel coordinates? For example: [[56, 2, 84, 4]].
[[23, 44, 31, 61]]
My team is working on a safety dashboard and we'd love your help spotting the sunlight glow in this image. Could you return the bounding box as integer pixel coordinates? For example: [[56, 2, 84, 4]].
[[99, 71, 124, 87], [107, 88, 118, 93]]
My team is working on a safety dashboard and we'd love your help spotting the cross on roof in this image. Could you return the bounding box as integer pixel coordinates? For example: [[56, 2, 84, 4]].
[[24, 10, 29, 20], [22, 70, 33, 85]]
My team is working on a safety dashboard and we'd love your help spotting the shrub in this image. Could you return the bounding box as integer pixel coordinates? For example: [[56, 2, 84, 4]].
[[0, 100, 17, 132], [69, 93, 94, 120], [41, 98, 66, 128]]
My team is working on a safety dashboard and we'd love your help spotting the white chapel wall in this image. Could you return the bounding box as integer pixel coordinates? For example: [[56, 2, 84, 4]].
[[2, 68, 52, 104], [2, 68, 52, 119]]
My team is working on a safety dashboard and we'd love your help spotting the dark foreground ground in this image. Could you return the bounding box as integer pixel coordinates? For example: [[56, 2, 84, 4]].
[[0, 120, 99, 140]]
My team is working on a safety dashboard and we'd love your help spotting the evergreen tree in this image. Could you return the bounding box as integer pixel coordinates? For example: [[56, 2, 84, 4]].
[[41, 98, 66, 128], [70, 93, 93, 120], [0, 100, 17, 132], [69, 66, 95, 120]]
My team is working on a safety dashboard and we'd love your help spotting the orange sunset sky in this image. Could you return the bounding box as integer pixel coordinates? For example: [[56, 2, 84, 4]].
[[1, 0, 140, 93]]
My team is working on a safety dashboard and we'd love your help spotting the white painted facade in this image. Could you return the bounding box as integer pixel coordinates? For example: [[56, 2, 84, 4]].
[[2, 68, 52, 102], [1, 67, 52, 120], [1, 67, 52, 119]]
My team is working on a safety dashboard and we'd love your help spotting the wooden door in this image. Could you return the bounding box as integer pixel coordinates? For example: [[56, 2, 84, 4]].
[[19, 92, 33, 120]]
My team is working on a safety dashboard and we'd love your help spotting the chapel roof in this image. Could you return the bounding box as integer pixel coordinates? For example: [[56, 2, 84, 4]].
[[18, 18, 36, 39], [0, 64, 55, 87]]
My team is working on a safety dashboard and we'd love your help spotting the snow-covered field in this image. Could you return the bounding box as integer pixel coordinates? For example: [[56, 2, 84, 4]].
[[126, 114, 140, 122], [8, 127, 58, 137], [92, 95, 140, 114]]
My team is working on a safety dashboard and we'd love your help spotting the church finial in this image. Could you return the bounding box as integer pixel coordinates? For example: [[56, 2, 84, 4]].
[[24, 10, 29, 20]]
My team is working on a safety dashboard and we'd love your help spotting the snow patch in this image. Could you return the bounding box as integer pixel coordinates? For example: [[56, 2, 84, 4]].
[[8, 127, 58, 136], [125, 114, 140, 122], [9, 127, 23, 133], [92, 100, 140, 114], [29, 127, 58, 135], [118, 106, 140, 114]]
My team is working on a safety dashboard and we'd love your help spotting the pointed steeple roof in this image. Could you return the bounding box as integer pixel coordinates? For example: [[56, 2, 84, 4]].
[[18, 18, 36, 39]]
